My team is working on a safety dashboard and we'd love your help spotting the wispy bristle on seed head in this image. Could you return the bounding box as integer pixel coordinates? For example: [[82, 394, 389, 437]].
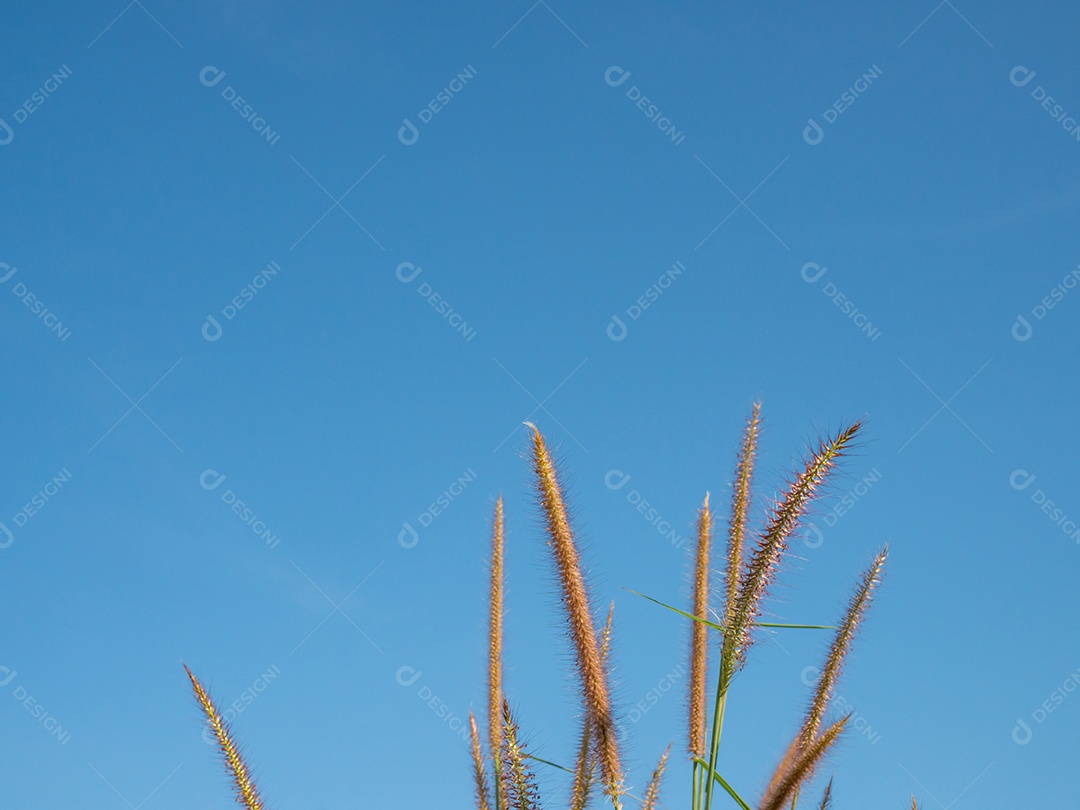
[[526, 424, 623, 802], [489, 496, 506, 810], [641, 745, 670, 810], [501, 699, 540, 810], [570, 603, 615, 810], [725, 403, 761, 630], [800, 546, 887, 746], [688, 492, 713, 758], [818, 777, 834, 810], [185, 664, 264, 810], [470, 711, 493, 810], [760, 716, 848, 810], [722, 421, 861, 687]]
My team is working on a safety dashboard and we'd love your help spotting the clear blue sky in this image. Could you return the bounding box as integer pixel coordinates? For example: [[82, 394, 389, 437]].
[[2, 2, 1079, 808]]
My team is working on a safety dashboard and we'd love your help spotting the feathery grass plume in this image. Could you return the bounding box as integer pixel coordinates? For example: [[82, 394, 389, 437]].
[[761, 545, 888, 803], [489, 496, 507, 810], [723, 402, 761, 635], [759, 716, 849, 810], [184, 664, 264, 810], [723, 420, 861, 684], [688, 493, 713, 759], [799, 546, 888, 746], [500, 699, 540, 810], [641, 745, 671, 810], [470, 711, 493, 810], [818, 777, 834, 810], [570, 603, 615, 810], [911, 797, 920, 810], [526, 423, 623, 803]]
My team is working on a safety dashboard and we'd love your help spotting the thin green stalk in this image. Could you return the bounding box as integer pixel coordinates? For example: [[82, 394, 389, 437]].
[[703, 680, 729, 810]]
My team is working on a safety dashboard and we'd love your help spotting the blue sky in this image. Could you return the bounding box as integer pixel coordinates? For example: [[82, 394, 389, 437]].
[[2, 1, 1079, 808]]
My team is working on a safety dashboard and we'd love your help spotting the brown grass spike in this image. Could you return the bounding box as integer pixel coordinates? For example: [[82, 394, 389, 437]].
[[800, 546, 888, 746], [184, 664, 264, 810], [641, 745, 671, 810], [688, 493, 713, 758], [489, 496, 507, 810], [500, 699, 540, 810], [724, 402, 761, 633], [527, 424, 623, 802], [723, 421, 861, 685], [760, 716, 849, 810], [470, 711, 493, 810]]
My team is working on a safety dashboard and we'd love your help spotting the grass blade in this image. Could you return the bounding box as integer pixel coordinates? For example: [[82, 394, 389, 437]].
[[693, 758, 753, 810]]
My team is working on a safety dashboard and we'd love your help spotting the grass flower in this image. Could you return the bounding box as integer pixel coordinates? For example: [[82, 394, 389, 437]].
[[184, 664, 264, 810], [187, 408, 906, 810]]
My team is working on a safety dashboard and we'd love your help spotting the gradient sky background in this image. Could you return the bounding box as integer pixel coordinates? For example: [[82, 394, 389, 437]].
[[2, 2, 1080, 808]]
